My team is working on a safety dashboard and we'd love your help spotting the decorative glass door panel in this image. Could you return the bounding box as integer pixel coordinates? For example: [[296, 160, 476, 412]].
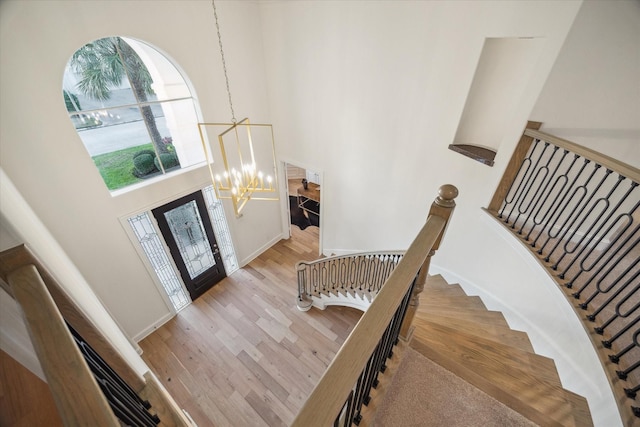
[[152, 191, 225, 300]]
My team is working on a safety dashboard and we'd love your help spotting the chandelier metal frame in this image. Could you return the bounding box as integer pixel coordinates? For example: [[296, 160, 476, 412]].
[[199, 0, 279, 217]]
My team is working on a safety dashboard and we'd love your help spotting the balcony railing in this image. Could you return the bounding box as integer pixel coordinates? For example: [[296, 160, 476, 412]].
[[292, 184, 458, 426], [487, 121, 640, 425], [296, 251, 405, 311], [0, 245, 195, 426]]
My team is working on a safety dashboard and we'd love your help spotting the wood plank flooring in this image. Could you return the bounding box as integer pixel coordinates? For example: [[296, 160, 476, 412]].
[[0, 349, 64, 427], [139, 226, 363, 427]]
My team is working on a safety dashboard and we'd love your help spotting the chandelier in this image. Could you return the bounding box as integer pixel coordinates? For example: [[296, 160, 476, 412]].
[[199, 0, 278, 217]]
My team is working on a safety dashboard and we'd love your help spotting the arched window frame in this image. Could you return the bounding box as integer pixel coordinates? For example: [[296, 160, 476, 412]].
[[62, 36, 206, 193]]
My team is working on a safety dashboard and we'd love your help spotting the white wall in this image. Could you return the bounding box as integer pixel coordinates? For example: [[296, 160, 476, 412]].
[[0, 168, 149, 379], [258, 1, 631, 425], [1, 0, 635, 425], [259, 0, 582, 254], [531, 0, 640, 168], [0, 0, 283, 341]]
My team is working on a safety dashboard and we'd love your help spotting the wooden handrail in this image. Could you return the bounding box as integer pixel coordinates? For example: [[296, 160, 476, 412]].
[[0, 244, 145, 391], [1, 245, 195, 426], [488, 121, 542, 213], [524, 128, 640, 183], [8, 264, 120, 426], [292, 184, 458, 426], [487, 124, 640, 425]]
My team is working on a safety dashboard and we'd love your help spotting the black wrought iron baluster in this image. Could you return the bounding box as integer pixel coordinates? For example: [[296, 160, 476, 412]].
[[609, 330, 640, 364], [505, 141, 551, 226], [594, 272, 640, 327], [320, 262, 328, 293], [68, 324, 159, 426], [533, 156, 591, 251], [329, 259, 337, 291], [341, 389, 355, 427], [311, 264, 320, 296], [499, 138, 542, 220], [97, 378, 158, 426], [578, 225, 639, 308], [376, 257, 390, 293], [359, 257, 370, 291], [557, 176, 634, 279], [624, 383, 640, 399], [591, 269, 640, 332], [602, 314, 640, 349], [370, 256, 383, 292], [539, 163, 602, 260], [347, 256, 357, 292], [521, 148, 570, 239], [545, 166, 610, 267], [571, 215, 638, 295], [297, 268, 307, 301], [339, 258, 347, 291], [617, 360, 640, 381], [352, 354, 377, 425], [516, 145, 562, 236], [387, 278, 415, 357]]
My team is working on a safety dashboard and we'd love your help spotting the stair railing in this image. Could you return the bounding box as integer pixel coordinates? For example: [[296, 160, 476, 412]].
[[0, 245, 194, 426], [296, 251, 406, 311], [487, 121, 640, 425], [292, 184, 458, 427]]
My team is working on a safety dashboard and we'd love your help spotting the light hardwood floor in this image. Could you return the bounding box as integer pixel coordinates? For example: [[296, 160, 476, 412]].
[[139, 225, 363, 427]]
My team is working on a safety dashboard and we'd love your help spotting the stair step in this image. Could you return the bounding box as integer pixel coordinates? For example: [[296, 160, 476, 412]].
[[424, 277, 467, 296], [414, 314, 534, 353], [417, 304, 509, 325], [411, 322, 592, 427], [422, 294, 487, 310], [424, 287, 468, 298], [413, 320, 562, 386], [416, 309, 509, 328]]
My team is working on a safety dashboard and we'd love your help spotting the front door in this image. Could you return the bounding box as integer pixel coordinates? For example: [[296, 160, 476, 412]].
[[152, 191, 226, 300]]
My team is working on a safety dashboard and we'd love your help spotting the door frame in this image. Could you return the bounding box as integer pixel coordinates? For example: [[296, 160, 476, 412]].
[[280, 159, 323, 256], [152, 190, 226, 301], [119, 183, 235, 317]]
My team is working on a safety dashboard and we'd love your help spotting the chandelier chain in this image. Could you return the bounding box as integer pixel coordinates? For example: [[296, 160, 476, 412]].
[[212, 0, 236, 123]]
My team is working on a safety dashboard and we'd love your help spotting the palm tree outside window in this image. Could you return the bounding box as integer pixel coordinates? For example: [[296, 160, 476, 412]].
[[63, 36, 205, 192]]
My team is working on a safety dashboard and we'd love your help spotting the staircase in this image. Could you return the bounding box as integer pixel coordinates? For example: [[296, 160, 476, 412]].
[[394, 274, 594, 426]]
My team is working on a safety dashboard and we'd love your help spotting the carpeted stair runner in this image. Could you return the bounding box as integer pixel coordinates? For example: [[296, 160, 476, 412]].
[[371, 347, 538, 427], [369, 274, 593, 427]]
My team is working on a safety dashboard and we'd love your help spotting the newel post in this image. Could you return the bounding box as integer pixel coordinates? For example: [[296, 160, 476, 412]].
[[400, 184, 458, 341], [487, 120, 541, 213]]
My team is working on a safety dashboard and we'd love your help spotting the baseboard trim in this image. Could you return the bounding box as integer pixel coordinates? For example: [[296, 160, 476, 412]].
[[238, 233, 286, 267], [132, 311, 174, 344]]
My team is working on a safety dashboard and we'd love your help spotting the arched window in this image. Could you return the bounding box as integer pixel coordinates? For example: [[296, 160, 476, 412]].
[[62, 36, 204, 192]]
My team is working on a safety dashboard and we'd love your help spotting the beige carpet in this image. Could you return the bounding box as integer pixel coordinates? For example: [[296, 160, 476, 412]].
[[371, 348, 539, 427]]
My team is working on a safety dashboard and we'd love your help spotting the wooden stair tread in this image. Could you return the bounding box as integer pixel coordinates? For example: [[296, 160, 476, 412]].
[[417, 304, 509, 325], [422, 294, 487, 310], [410, 322, 592, 427], [424, 280, 467, 296], [414, 314, 534, 353], [416, 309, 511, 328], [425, 274, 453, 288], [412, 320, 561, 386]]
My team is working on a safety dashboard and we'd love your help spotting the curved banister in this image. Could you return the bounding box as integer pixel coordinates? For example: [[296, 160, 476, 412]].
[[489, 123, 640, 425], [524, 128, 640, 183], [0, 245, 195, 427], [293, 216, 447, 426], [292, 184, 458, 426], [8, 265, 121, 426], [296, 251, 405, 311], [0, 244, 145, 391]]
